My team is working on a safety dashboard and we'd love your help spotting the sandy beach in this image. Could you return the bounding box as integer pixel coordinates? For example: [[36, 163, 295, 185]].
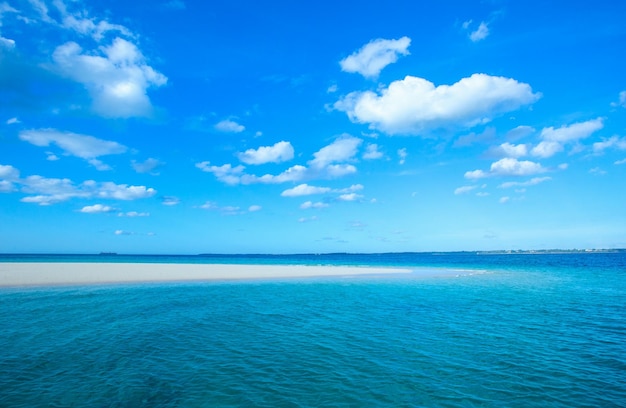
[[0, 262, 414, 287]]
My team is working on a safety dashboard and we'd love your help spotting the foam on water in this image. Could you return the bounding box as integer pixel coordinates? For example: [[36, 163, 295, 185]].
[[1, 253, 625, 407]]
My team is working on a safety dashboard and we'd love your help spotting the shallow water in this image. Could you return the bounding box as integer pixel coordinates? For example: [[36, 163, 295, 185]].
[[1, 254, 625, 407]]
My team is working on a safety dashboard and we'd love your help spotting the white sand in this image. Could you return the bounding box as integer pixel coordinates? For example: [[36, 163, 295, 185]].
[[0, 262, 414, 287]]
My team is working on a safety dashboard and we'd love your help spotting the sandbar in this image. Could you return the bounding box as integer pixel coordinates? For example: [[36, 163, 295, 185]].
[[0, 262, 414, 287]]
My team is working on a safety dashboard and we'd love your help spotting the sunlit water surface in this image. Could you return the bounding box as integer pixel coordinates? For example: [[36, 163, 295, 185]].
[[1, 253, 625, 407]]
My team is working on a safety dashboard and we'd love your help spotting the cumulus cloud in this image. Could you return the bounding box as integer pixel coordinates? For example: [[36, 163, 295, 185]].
[[0, 164, 19, 192], [489, 142, 528, 159], [132, 158, 164, 174], [531, 118, 604, 158], [79, 204, 115, 213], [465, 158, 546, 180], [196, 162, 246, 185], [6, 117, 20, 125], [363, 143, 383, 160], [248, 205, 262, 212], [339, 37, 411, 78], [20, 129, 127, 169], [51, 38, 167, 118], [335, 74, 540, 135], [309, 135, 361, 168], [281, 184, 331, 197], [237, 141, 294, 165], [198, 136, 362, 185], [215, 119, 245, 133]]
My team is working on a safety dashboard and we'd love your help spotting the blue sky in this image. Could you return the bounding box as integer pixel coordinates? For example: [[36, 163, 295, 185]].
[[1, 0, 625, 254]]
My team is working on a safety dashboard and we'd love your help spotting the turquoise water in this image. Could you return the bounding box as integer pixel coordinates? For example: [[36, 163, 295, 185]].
[[1, 253, 625, 407]]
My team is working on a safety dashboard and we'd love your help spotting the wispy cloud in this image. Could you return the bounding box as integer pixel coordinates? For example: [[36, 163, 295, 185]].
[[20, 129, 127, 170]]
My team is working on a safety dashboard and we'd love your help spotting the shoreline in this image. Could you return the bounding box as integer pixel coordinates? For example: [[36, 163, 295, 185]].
[[0, 262, 418, 287]]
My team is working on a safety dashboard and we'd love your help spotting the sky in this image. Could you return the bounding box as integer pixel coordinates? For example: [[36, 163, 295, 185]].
[[1, 0, 625, 254]]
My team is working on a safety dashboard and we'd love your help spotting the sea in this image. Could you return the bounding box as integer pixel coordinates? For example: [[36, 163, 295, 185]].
[[1, 252, 625, 407]]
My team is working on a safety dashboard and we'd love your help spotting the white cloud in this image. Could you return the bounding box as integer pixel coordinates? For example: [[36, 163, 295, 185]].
[[335, 74, 540, 135], [6, 117, 20, 124], [0, 164, 19, 180], [80, 204, 115, 213], [593, 136, 626, 154], [506, 125, 535, 141], [196, 161, 246, 185], [161, 196, 180, 206], [51, 38, 167, 118], [339, 37, 411, 79], [498, 177, 551, 189], [199, 201, 218, 210], [491, 142, 529, 158], [336, 184, 364, 193], [244, 165, 309, 184], [215, 119, 245, 133], [0, 164, 19, 192], [237, 141, 294, 165], [199, 137, 361, 185], [454, 185, 477, 195], [132, 158, 164, 174], [469, 22, 489, 42], [281, 183, 331, 197], [531, 118, 604, 158], [298, 216, 318, 223], [531, 141, 563, 158], [15, 173, 156, 205], [363, 143, 383, 160], [614, 158, 626, 165], [540, 118, 604, 143], [338, 193, 363, 202], [465, 158, 546, 180], [499, 196, 510, 204], [119, 211, 149, 217], [589, 167, 606, 176], [20, 129, 127, 169], [309, 136, 361, 168], [611, 91, 626, 108], [300, 201, 328, 209], [453, 127, 496, 148], [398, 148, 407, 165], [199, 201, 254, 215]]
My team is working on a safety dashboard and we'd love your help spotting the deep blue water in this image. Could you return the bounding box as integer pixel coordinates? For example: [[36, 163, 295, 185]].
[[1, 253, 625, 407]]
